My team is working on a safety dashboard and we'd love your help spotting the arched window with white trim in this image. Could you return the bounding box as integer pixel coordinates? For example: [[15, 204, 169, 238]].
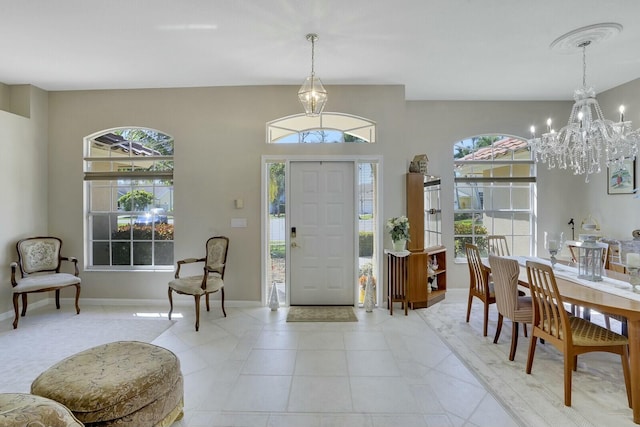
[[84, 128, 174, 270], [266, 112, 376, 144]]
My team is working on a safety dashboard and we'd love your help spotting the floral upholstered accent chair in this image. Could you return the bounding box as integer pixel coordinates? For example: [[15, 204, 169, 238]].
[[10, 236, 81, 329], [168, 236, 229, 331]]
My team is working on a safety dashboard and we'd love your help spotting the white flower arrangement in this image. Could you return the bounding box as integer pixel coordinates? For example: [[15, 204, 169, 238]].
[[386, 216, 410, 242]]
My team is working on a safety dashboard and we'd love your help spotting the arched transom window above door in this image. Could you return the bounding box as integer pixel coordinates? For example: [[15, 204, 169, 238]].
[[266, 112, 376, 144]]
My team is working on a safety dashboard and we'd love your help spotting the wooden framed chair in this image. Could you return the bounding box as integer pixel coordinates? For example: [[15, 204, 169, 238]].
[[487, 235, 510, 256], [488, 255, 532, 361], [525, 260, 631, 407], [168, 236, 229, 331], [10, 236, 81, 329], [568, 242, 627, 334], [465, 243, 495, 336]]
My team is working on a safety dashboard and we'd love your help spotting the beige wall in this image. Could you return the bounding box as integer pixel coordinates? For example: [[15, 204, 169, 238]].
[[584, 78, 640, 240], [46, 85, 406, 303], [0, 85, 48, 315], [3, 80, 639, 314]]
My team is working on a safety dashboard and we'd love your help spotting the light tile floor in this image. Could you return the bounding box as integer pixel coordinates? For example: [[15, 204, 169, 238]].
[[145, 295, 522, 427], [5, 289, 634, 426]]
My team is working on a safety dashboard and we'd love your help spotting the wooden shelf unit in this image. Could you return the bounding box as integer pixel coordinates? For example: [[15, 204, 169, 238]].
[[384, 173, 447, 312], [386, 246, 447, 314], [406, 246, 447, 309]]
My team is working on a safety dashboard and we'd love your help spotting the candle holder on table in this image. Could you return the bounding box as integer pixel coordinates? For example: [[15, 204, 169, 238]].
[[627, 253, 640, 292], [544, 231, 564, 268]]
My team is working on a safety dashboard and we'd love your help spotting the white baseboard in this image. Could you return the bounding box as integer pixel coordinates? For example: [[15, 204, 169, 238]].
[[0, 298, 263, 322], [73, 298, 262, 307], [0, 299, 50, 323]]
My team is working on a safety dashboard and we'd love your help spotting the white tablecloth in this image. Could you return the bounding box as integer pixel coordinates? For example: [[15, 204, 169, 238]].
[[513, 256, 640, 302]]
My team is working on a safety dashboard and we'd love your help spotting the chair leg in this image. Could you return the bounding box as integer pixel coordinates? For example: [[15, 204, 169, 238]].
[[526, 335, 538, 374], [167, 288, 174, 320], [605, 314, 611, 330], [509, 322, 519, 361], [466, 293, 473, 323], [622, 319, 628, 337], [55, 289, 61, 309], [221, 287, 226, 317], [493, 314, 503, 344], [621, 345, 632, 408], [483, 301, 489, 337], [20, 294, 28, 316], [206, 293, 210, 312], [12, 294, 20, 329], [523, 323, 528, 338], [194, 295, 201, 331], [564, 352, 573, 406], [74, 285, 81, 314], [583, 307, 591, 321]]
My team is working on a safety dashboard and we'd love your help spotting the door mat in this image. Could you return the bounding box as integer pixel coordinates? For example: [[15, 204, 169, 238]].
[[286, 306, 358, 322]]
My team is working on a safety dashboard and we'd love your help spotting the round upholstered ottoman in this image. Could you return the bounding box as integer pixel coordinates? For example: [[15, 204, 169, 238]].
[[0, 393, 84, 426], [30, 341, 183, 427]]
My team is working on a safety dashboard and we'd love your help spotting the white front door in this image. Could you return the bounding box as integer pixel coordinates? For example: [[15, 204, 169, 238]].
[[289, 161, 355, 305]]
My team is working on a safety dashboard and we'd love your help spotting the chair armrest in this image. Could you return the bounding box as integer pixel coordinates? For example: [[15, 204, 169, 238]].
[[175, 257, 206, 278], [10, 262, 18, 286], [61, 256, 80, 276], [205, 263, 225, 273]]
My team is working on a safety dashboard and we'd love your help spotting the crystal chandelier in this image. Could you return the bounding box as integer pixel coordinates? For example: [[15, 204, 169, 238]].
[[298, 33, 328, 117], [529, 24, 639, 182]]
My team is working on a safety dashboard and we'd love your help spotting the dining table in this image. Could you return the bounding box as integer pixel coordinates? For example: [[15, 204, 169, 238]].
[[511, 256, 640, 424]]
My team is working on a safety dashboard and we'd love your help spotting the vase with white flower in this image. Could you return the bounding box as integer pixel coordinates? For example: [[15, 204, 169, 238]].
[[386, 216, 410, 251]]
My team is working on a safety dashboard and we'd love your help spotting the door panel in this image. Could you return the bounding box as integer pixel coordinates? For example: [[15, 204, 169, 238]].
[[290, 161, 355, 305]]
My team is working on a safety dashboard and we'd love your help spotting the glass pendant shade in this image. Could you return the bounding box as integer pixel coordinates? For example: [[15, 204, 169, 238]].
[[298, 33, 327, 117], [298, 74, 328, 117]]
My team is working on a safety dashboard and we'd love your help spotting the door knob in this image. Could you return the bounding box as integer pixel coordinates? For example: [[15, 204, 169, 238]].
[[291, 242, 300, 248]]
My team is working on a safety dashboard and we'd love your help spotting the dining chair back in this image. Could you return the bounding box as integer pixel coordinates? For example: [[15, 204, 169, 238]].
[[566, 242, 625, 333], [487, 235, 510, 256], [465, 243, 495, 336], [524, 260, 631, 407], [488, 255, 532, 360]]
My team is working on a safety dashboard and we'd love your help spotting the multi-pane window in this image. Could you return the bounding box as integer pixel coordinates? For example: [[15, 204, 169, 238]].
[[84, 129, 174, 270], [453, 136, 536, 259]]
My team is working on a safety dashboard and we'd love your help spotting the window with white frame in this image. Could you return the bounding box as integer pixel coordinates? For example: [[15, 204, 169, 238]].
[[266, 112, 376, 143], [453, 135, 536, 259], [84, 128, 174, 270]]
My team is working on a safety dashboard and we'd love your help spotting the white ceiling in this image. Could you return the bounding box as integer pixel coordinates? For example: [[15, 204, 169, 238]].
[[1, 0, 639, 101]]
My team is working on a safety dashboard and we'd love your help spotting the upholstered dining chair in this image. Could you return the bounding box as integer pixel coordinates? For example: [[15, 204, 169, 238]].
[[10, 237, 81, 329], [525, 260, 631, 407], [488, 255, 532, 361], [465, 243, 495, 337], [487, 235, 510, 256], [168, 236, 229, 331], [567, 242, 627, 334]]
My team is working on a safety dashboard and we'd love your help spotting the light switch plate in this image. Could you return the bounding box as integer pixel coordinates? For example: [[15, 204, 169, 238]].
[[231, 218, 247, 228]]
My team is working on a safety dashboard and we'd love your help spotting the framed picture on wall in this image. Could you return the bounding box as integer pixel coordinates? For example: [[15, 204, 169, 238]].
[[607, 158, 636, 194]]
